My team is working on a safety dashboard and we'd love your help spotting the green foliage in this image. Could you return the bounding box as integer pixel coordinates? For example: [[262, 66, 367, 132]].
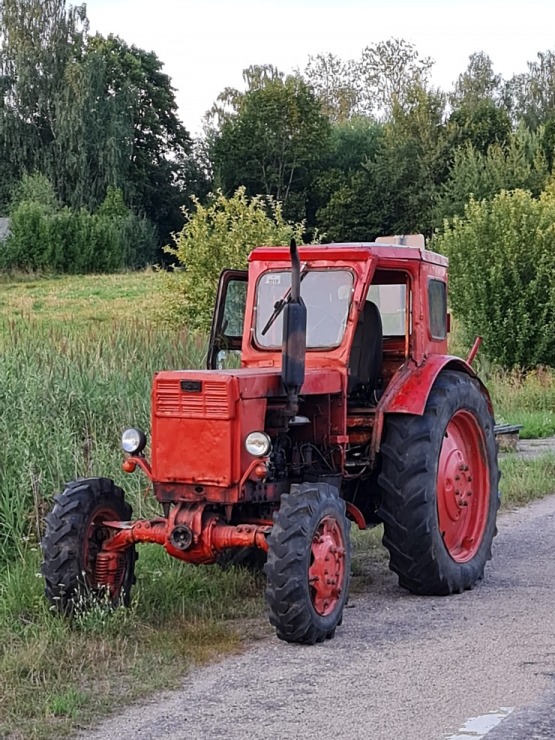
[[433, 186, 555, 368], [447, 99, 511, 155], [1, 179, 157, 272], [164, 188, 304, 330], [87, 34, 195, 243], [0, 2, 200, 247], [302, 53, 360, 123], [505, 50, 555, 130], [315, 118, 383, 241], [209, 70, 332, 223], [358, 38, 434, 120], [10, 172, 61, 211], [364, 84, 448, 237], [435, 126, 550, 225], [489, 367, 555, 437], [316, 84, 448, 241]]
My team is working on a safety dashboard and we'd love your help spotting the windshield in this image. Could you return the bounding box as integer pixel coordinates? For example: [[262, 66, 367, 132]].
[[255, 269, 354, 348]]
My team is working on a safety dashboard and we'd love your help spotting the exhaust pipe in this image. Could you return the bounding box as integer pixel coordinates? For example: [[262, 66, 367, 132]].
[[281, 239, 307, 419]]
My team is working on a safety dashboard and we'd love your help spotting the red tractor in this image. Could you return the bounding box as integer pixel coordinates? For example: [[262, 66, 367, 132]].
[[41, 238, 499, 644]]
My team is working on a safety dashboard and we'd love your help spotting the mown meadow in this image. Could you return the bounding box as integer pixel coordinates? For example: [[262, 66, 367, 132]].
[[1, 271, 554, 738]]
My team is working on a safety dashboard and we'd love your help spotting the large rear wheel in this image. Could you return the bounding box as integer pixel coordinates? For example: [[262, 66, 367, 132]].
[[378, 370, 499, 595], [41, 477, 136, 613], [264, 483, 351, 644]]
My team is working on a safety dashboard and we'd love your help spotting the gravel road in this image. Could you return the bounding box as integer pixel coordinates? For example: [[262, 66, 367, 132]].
[[83, 494, 555, 740]]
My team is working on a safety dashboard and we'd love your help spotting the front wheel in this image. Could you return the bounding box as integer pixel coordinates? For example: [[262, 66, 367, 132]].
[[41, 477, 136, 613], [378, 370, 499, 595], [264, 483, 351, 644]]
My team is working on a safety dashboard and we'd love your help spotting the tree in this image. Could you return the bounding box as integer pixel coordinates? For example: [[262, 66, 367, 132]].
[[302, 53, 360, 123], [364, 84, 448, 236], [163, 188, 304, 330], [210, 69, 332, 223], [434, 126, 550, 225], [87, 34, 194, 243], [301, 39, 434, 122], [446, 98, 511, 155], [0, 0, 90, 210], [358, 38, 434, 120], [0, 1, 199, 249], [451, 52, 503, 107], [504, 50, 555, 130], [314, 118, 384, 241], [433, 186, 555, 369]]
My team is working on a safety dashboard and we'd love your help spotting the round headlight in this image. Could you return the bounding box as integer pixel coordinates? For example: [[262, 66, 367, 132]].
[[245, 431, 272, 457], [121, 428, 147, 454]]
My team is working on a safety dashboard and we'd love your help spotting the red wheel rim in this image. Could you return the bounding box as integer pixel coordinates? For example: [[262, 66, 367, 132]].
[[308, 516, 346, 616], [437, 410, 490, 562], [83, 507, 125, 597]]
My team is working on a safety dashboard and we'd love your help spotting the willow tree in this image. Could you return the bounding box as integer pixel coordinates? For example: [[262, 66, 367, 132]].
[[0, 0, 92, 208]]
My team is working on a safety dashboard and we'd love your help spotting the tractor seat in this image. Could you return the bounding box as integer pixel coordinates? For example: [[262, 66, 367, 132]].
[[348, 300, 383, 397]]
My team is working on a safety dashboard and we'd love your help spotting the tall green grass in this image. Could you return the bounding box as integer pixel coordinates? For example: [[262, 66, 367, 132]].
[[0, 318, 268, 738], [0, 319, 206, 564]]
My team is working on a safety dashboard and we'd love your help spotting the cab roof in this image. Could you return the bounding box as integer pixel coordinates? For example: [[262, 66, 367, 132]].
[[249, 242, 448, 267]]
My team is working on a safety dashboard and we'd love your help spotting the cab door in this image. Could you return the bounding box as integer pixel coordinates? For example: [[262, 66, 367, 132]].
[[207, 270, 248, 369]]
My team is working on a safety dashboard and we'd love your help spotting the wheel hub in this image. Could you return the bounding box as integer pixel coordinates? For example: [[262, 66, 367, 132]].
[[84, 507, 126, 597], [308, 516, 346, 616], [437, 410, 490, 562]]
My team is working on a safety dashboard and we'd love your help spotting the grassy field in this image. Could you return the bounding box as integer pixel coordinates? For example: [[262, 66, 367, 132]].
[[0, 270, 163, 325], [1, 272, 555, 738]]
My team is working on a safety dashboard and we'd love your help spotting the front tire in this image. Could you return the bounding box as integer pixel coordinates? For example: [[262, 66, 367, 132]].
[[41, 477, 136, 613], [264, 483, 351, 644], [378, 370, 499, 595]]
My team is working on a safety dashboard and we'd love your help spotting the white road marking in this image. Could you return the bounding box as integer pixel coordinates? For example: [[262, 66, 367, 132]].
[[445, 707, 515, 739]]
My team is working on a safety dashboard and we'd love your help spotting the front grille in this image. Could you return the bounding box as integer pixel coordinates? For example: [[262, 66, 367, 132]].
[[155, 378, 235, 419]]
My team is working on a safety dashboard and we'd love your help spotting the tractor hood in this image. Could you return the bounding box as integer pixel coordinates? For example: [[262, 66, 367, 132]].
[[150, 368, 343, 488]]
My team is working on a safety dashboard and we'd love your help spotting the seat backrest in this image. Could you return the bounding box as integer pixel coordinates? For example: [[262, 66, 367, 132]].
[[348, 300, 383, 395]]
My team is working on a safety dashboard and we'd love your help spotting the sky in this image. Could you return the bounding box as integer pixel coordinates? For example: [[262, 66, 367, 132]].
[[85, 0, 555, 136]]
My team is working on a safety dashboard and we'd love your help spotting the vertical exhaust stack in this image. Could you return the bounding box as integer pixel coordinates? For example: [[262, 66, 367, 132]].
[[282, 239, 307, 419]]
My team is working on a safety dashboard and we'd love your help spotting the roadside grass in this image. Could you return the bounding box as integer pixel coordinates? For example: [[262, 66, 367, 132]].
[[0, 548, 263, 740], [498, 452, 555, 507], [1, 273, 554, 737]]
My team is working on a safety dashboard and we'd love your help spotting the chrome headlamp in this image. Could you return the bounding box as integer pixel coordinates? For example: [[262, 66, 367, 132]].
[[121, 427, 147, 455], [245, 431, 272, 457]]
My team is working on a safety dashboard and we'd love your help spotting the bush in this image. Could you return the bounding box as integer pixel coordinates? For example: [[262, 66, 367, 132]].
[[433, 184, 555, 369], [163, 188, 305, 330], [0, 179, 157, 273]]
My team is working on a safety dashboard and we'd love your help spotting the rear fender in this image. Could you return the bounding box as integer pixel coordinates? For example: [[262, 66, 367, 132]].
[[371, 356, 492, 459]]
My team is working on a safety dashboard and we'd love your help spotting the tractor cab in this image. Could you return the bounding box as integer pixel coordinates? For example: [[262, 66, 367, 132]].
[[208, 240, 450, 405]]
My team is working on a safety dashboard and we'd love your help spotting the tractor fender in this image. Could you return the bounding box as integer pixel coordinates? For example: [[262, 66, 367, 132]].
[[378, 355, 492, 417]]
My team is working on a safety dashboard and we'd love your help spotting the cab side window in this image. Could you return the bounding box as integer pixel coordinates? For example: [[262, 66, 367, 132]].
[[428, 280, 447, 340]]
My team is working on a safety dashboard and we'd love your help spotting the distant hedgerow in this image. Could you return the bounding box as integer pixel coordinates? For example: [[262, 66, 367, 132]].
[[1, 177, 157, 272]]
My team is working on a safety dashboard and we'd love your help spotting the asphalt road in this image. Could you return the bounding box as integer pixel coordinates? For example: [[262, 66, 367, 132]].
[[83, 495, 555, 740]]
